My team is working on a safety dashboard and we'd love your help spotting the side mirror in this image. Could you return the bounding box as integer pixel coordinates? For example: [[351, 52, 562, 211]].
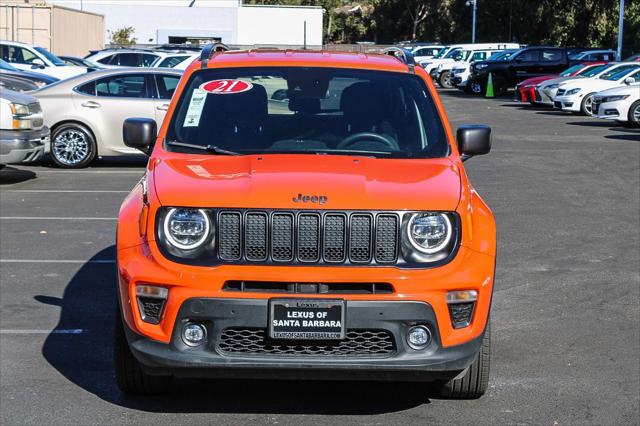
[[31, 58, 45, 68], [624, 77, 635, 85], [123, 118, 157, 155], [457, 125, 491, 161]]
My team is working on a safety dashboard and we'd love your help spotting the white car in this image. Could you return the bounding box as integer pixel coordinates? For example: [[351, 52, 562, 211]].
[[410, 44, 445, 63], [419, 43, 520, 78], [592, 82, 640, 126], [33, 68, 182, 168], [535, 63, 615, 106], [86, 49, 197, 69], [554, 64, 640, 115], [0, 40, 87, 80], [435, 48, 516, 88]]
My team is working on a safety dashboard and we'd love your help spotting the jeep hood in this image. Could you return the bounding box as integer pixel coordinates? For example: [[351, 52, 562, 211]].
[[152, 155, 461, 211]]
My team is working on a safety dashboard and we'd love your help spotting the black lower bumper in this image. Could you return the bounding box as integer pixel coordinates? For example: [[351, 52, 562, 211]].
[[125, 298, 484, 381]]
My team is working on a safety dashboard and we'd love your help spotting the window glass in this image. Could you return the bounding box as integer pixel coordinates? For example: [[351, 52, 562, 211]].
[[158, 56, 190, 68], [34, 47, 65, 66], [560, 64, 583, 76], [627, 70, 640, 83], [471, 52, 486, 61], [541, 50, 562, 61], [142, 54, 159, 67], [515, 49, 540, 62], [155, 74, 180, 99], [599, 65, 639, 81], [114, 53, 140, 67], [96, 54, 114, 65], [95, 74, 148, 98], [75, 81, 96, 96], [166, 67, 449, 159], [580, 63, 612, 77], [0, 45, 38, 65]]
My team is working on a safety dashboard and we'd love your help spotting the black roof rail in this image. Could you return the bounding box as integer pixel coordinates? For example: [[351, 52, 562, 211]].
[[200, 42, 231, 69], [382, 46, 416, 73]]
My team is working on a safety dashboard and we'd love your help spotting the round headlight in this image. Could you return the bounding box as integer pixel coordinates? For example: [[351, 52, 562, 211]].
[[163, 208, 210, 250], [407, 213, 452, 254]]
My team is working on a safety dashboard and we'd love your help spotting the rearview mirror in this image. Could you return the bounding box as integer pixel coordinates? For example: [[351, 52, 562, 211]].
[[123, 118, 157, 155], [624, 77, 636, 85], [457, 125, 491, 161]]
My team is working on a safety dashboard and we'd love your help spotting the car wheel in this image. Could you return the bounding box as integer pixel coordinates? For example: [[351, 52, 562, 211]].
[[580, 93, 597, 116], [436, 321, 490, 399], [114, 305, 171, 395], [469, 80, 484, 95], [50, 123, 97, 168], [438, 71, 453, 89], [628, 100, 640, 127]]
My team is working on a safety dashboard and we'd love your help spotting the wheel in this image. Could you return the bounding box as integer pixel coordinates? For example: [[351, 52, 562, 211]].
[[580, 92, 597, 116], [50, 123, 97, 168], [114, 306, 171, 395], [438, 71, 454, 89], [436, 321, 490, 399], [468, 80, 484, 96], [628, 100, 640, 127]]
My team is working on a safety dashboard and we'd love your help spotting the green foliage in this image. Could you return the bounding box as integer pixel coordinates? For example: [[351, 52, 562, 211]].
[[108, 26, 137, 46], [244, 0, 639, 52]]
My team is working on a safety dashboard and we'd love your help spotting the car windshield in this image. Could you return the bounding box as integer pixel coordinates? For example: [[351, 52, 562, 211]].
[[580, 63, 612, 77], [444, 48, 462, 59], [599, 66, 639, 81], [166, 67, 448, 159], [560, 64, 584, 76], [0, 58, 19, 71], [34, 47, 67, 66], [432, 47, 449, 59]]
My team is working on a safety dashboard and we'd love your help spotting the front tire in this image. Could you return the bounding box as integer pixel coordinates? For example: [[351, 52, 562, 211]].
[[114, 308, 171, 395], [628, 100, 640, 127], [438, 71, 454, 89], [436, 321, 491, 399], [50, 123, 97, 168], [580, 92, 597, 116]]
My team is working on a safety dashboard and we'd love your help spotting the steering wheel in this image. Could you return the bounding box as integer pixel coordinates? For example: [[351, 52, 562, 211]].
[[337, 132, 399, 151]]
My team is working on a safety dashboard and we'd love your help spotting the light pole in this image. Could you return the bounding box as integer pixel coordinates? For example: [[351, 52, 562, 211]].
[[466, 0, 477, 43], [617, 0, 625, 61]]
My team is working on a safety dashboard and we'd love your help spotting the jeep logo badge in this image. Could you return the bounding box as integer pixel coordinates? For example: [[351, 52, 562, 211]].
[[292, 193, 328, 204]]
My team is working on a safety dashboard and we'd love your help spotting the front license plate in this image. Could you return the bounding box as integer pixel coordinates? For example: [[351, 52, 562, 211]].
[[269, 299, 345, 340]]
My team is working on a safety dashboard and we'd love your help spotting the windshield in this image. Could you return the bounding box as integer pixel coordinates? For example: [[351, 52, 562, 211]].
[[580, 63, 612, 77], [487, 50, 515, 61], [0, 58, 19, 71], [432, 47, 449, 59], [444, 48, 462, 59], [560, 64, 584, 76], [34, 47, 66, 66], [166, 67, 448, 159], [599, 65, 639, 81]]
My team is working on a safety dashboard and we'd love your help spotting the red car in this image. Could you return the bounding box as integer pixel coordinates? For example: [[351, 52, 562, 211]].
[[514, 62, 606, 104]]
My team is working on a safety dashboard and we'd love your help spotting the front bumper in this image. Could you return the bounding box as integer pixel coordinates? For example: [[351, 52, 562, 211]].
[[553, 95, 579, 112], [125, 298, 485, 381], [0, 126, 49, 163]]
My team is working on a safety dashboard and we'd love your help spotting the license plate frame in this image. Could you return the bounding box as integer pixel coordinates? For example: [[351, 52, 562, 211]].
[[268, 299, 346, 340]]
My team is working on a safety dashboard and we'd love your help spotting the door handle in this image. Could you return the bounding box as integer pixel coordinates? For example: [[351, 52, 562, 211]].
[[156, 104, 169, 111], [81, 101, 101, 108]]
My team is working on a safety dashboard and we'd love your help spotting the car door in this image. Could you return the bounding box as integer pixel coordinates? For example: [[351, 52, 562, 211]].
[[73, 73, 156, 154], [0, 44, 48, 72], [511, 49, 540, 82], [152, 73, 181, 125], [540, 49, 565, 74]]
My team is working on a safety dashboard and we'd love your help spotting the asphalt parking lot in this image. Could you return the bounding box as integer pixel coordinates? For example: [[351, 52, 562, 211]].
[[1, 91, 638, 425]]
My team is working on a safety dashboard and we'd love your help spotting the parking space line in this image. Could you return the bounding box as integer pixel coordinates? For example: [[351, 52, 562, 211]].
[[0, 259, 115, 264], [0, 216, 117, 220], [0, 329, 84, 335], [1, 190, 129, 193]]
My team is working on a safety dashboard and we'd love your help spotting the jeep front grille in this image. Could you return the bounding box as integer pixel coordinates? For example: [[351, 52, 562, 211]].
[[216, 210, 399, 265]]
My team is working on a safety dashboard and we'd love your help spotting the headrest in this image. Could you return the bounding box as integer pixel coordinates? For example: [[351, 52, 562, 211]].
[[288, 97, 320, 114]]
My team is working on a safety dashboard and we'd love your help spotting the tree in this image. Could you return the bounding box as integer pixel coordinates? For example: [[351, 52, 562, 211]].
[[406, 0, 429, 41], [108, 26, 137, 46]]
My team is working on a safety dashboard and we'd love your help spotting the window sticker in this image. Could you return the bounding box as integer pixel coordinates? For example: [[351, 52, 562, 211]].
[[199, 79, 253, 94], [183, 88, 207, 127]]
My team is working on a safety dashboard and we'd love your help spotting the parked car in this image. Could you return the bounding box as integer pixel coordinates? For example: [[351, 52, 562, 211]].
[[554, 64, 640, 115], [410, 44, 446, 62], [0, 40, 87, 79], [534, 63, 618, 106], [0, 59, 59, 88], [592, 82, 640, 126], [435, 46, 518, 88], [452, 50, 517, 94], [624, 53, 640, 62], [514, 62, 606, 104], [58, 55, 104, 70], [85, 48, 197, 69], [568, 50, 616, 62], [33, 68, 182, 168], [154, 53, 199, 70], [467, 47, 603, 96], [0, 89, 49, 164], [420, 43, 520, 79], [114, 47, 496, 398]]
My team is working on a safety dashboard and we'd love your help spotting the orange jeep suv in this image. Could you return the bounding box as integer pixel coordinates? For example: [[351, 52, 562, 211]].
[[115, 45, 496, 399]]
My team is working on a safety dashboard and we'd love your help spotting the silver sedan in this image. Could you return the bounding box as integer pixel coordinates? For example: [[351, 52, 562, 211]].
[[33, 67, 182, 168]]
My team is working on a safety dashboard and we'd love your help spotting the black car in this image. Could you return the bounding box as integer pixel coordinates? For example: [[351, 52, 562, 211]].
[[467, 47, 592, 96], [0, 74, 39, 92], [0, 59, 59, 87]]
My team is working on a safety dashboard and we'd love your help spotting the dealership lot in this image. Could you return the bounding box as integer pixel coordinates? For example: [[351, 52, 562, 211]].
[[1, 91, 638, 424]]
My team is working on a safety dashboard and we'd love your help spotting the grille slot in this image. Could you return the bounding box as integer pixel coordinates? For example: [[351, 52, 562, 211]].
[[223, 281, 394, 294], [218, 212, 241, 260], [375, 214, 398, 262], [245, 212, 268, 261], [218, 328, 396, 357], [271, 213, 294, 261], [349, 214, 372, 262], [323, 214, 346, 262], [297, 213, 320, 262]]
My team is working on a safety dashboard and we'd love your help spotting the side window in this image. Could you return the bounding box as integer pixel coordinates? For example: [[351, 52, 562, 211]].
[[628, 70, 640, 83], [142, 54, 159, 67], [471, 52, 486, 61], [155, 75, 180, 100], [94, 74, 148, 98], [75, 81, 96, 96], [414, 48, 428, 57], [1, 46, 38, 65], [158, 56, 189, 68], [517, 50, 540, 62], [542, 50, 562, 61], [96, 54, 114, 65], [114, 53, 140, 67]]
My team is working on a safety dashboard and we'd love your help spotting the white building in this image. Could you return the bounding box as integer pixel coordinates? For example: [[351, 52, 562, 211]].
[[46, 0, 323, 47]]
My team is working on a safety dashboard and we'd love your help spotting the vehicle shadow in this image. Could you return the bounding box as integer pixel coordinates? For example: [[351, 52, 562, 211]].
[[0, 166, 37, 184], [604, 134, 640, 142], [31, 155, 148, 169], [39, 247, 432, 415], [565, 120, 613, 128]]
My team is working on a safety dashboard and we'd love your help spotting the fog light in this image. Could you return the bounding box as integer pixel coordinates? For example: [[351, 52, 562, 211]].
[[407, 325, 431, 350], [182, 322, 206, 346]]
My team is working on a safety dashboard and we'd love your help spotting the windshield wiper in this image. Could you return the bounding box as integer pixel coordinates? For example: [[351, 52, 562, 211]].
[[166, 140, 240, 156]]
